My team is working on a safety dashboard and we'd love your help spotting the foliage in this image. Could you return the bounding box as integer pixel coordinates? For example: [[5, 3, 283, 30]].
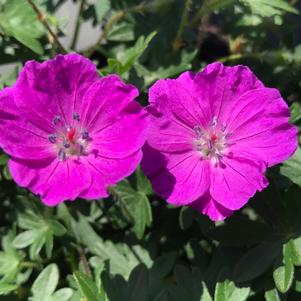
[[0, 0, 301, 300]]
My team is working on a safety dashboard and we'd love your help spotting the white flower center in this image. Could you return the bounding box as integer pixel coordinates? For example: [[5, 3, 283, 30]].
[[194, 117, 231, 165], [48, 113, 90, 161]]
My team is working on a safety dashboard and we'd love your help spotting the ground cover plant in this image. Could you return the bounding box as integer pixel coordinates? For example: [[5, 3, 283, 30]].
[[0, 0, 301, 300]]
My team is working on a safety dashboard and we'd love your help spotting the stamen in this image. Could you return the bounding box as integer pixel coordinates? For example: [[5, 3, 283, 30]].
[[53, 115, 61, 125], [211, 116, 218, 127], [58, 149, 66, 161], [79, 145, 84, 155], [63, 142, 70, 149], [194, 117, 229, 164], [73, 112, 80, 121], [81, 130, 89, 140], [48, 134, 57, 144], [193, 125, 202, 139]]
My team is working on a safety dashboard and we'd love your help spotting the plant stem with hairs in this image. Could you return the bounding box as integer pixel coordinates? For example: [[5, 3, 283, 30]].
[[71, 0, 86, 50], [190, 0, 234, 27], [26, 0, 67, 54], [172, 0, 192, 52]]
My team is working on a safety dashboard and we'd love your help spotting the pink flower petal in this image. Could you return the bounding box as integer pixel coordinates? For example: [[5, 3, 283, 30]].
[[9, 157, 92, 205], [91, 102, 148, 159], [190, 192, 233, 221], [145, 115, 194, 154], [195, 63, 263, 124], [148, 76, 211, 128], [79, 75, 139, 134], [227, 88, 298, 166], [210, 155, 268, 210], [142, 144, 210, 205], [0, 88, 55, 160], [14, 54, 98, 128]]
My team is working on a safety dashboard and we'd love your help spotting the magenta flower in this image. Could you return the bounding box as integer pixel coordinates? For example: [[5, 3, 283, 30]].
[[141, 62, 298, 221], [0, 54, 148, 205]]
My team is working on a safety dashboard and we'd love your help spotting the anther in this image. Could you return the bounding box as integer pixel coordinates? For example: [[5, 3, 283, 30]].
[[211, 116, 218, 127], [82, 130, 89, 140], [73, 112, 80, 121], [53, 115, 61, 125], [58, 149, 66, 161], [193, 125, 202, 139], [63, 142, 70, 149], [79, 145, 85, 155], [48, 134, 57, 144]]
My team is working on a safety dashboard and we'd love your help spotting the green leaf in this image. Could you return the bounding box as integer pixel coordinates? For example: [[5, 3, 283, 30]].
[[115, 180, 152, 239], [47, 219, 67, 236], [31, 264, 59, 301], [290, 102, 301, 124], [233, 242, 281, 283], [3, 165, 11, 180], [264, 287, 284, 301], [240, 0, 298, 17], [110, 31, 156, 75], [134, 50, 196, 88], [0, 154, 8, 166], [280, 147, 301, 187], [13, 230, 40, 248], [15, 211, 66, 259], [287, 237, 301, 266], [107, 22, 135, 42], [179, 207, 196, 230], [30, 264, 72, 301], [51, 288, 73, 301], [169, 265, 212, 301], [74, 271, 105, 301], [95, 0, 111, 23], [0, 0, 45, 54], [136, 167, 153, 195], [207, 217, 278, 245], [0, 282, 17, 296], [76, 216, 152, 279], [214, 269, 250, 301], [0, 232, 23, 283], [273, 244, 294, 293]]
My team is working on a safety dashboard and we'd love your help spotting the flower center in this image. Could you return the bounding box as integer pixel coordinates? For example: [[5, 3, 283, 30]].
[[48, 113, 90, 161], [194, 117, 230, 165]]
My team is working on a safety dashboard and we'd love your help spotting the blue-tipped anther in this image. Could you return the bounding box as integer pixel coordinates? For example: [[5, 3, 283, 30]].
[[73, 112, 80, 121], [193, 125, 202, 140], [63, 142, 71, 148], [53, 115, 61, 125], [58, 149, 66, 161], [82, 130, 89, 140], [48, 134, 57, 144]]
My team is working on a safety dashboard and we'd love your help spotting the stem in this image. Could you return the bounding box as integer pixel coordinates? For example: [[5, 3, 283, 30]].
[[85, 10, 125, 57], [20, 261, 39, 269], [71, 0, 86, 50], [190, 0, 210, 27], [172, 0, 192, 52], [79, 247, 92, 276], [190, 0, 234, 28], [26, 0, 68, 54], [218, 52, 264, 63]]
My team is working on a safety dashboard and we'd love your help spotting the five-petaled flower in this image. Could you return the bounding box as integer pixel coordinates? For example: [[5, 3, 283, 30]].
[[141, 62, 298, 221], [0, 54, 148, 205]]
